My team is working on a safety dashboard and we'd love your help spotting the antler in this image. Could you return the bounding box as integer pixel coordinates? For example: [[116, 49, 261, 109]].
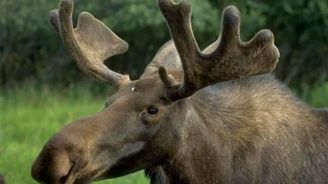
[[158, 0, 280, 100], [50, 0, 130, 88]]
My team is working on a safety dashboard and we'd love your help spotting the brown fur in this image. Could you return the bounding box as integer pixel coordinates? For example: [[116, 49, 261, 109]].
[[157, 74, 328, 184]]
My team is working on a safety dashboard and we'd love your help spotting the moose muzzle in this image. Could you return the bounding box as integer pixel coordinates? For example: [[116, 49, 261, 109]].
[[32, 103, 146, 184], [32, 115, 113, 184]]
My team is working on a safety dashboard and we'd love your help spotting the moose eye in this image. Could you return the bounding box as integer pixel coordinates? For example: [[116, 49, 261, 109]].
[[147, 107, 159, 115]]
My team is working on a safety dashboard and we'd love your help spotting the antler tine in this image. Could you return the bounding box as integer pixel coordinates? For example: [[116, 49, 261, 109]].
[[210, 6, 279, 80], [49, 9, 60, 34], [157, 0, 199, 53], [158, 1, 279, 100], [217, 6, 241, 50], [50, 0, 130, 88], [158, 0, 206, 98]]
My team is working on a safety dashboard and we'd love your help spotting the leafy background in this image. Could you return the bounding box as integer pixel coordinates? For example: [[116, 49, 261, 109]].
[[1, 0, 327, 88], [0, 0, 327, 183]]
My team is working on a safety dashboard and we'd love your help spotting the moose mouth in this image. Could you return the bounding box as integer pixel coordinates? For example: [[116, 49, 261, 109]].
[[60, 162, 108, 184], [59, 142, 146, 184]]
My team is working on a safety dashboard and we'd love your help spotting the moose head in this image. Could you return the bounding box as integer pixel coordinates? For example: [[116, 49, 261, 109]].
[[31, 0, 279, 183]]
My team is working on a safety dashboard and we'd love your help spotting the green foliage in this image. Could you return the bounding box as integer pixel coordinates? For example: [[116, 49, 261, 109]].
[[247, 0, 328, 87], [1, 0, 327, 87], [297, 82, 328, 108], [0, 85, 148, 184]]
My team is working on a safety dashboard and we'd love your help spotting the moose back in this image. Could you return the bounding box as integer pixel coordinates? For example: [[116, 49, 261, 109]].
[[31, 0, 328, 183]]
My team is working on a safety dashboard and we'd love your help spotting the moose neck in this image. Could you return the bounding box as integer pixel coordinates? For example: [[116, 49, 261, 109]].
[[162, 97, 235, 184], [161, 75, 325, 184]]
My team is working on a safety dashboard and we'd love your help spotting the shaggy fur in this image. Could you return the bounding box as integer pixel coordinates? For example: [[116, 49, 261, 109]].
[[149, 74, 328, 184], [142, 40, 327, 184]]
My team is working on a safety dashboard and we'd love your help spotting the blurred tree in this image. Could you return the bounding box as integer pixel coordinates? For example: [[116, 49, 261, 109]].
[[260, 0, 328, 88], [0, 0, 327, 88], [0, 0, 70, 86]]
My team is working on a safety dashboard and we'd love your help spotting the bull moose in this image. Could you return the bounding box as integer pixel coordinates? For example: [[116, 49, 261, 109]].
[[31, 0, 328, 183]]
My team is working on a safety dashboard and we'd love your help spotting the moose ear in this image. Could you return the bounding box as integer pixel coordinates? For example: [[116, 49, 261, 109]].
[[158, 66, 178, 87], [140, 41, 183, 79]]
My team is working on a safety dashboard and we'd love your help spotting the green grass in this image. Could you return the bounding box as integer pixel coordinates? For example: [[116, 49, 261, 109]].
[[0, 85, 148, 184], [0, 82, 327, 184]]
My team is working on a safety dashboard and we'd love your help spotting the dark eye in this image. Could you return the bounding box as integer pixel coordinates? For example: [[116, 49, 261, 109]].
[[147, 107, 159, 115]]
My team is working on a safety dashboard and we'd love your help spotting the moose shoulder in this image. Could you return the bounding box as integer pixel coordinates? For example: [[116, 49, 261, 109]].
[[31, 0, 328, 184]]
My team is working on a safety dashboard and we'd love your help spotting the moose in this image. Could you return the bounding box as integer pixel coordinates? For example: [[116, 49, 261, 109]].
[[31, 0, 328, 183]]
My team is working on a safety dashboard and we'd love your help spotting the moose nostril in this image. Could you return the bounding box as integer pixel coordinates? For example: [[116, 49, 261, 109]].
[[59, 174, 69, 184], [31, 147, 73, 183], [58, 162, 76, 184]]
